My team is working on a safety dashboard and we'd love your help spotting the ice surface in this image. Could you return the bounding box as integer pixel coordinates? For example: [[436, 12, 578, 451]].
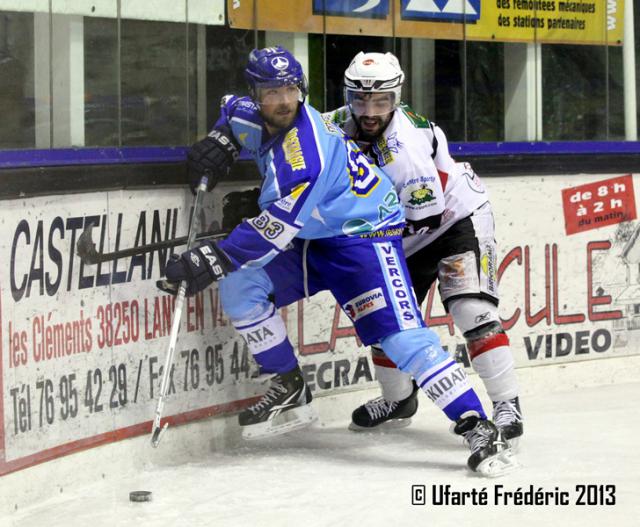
[[7, 382, 640, 527]]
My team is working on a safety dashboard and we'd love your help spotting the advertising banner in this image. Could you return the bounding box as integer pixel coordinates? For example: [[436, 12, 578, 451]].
[[2, 171, 639, 475], [228, 0, 624, 45]]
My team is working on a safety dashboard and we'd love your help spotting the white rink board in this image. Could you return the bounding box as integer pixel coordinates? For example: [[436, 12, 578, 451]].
[[1, 172, 640, 475]]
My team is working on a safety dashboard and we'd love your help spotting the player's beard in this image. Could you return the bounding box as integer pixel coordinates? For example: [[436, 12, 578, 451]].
[[261, 102, 299, 133], [355, 113, 392, 142]]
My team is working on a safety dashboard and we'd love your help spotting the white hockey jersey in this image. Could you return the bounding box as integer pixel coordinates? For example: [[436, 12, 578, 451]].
[[324, 104, 489, 257]]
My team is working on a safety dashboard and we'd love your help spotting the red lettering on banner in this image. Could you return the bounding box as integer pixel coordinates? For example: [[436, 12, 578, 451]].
[[424, 284, 455, 336], [298, 301, 362, 355], [552, 244, 586, 325], [328, 303, 361, 349], [525, 245, 551, 327], [587, 241, 623, 321], [562, 175, 637, 235], [186, 293, 204, 332], [498, 246, 522, 331]]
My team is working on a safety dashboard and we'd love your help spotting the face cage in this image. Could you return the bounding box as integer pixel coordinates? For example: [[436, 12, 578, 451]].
[[344, 88, 400, 117]]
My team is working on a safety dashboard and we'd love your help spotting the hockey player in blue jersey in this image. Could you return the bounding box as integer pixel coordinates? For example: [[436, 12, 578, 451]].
[[160, 46, 515, 476]]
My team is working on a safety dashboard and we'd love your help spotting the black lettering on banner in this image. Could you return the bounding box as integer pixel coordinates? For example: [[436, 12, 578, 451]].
[[36, 379, 55, 426], [109, 364, 128, 408], [10, 219, 30, 301], [84, 369, 104, 413], [10, 384, 32, 434], [205, 344, 225, 386], [59, 373, 78, 420], [575, 484, 616, 506], [524, 329, 612, 359], [46, 217, 64, 296], [181, 349, 201, 391], [230, 341, 251, 380]]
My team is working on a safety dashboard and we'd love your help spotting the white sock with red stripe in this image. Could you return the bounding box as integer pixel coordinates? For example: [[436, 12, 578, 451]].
[[468, 332, 519, 401]]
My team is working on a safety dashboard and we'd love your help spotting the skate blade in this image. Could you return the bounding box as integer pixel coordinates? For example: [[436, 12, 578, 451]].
[[506, 436, 521, 453], [475, 449, 520, 478], [242, 405, 318, 440], [348, 417, 413, 432]]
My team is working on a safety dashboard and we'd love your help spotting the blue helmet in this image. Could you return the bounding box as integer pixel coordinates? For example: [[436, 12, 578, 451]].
[[245, 46, 308, 99]]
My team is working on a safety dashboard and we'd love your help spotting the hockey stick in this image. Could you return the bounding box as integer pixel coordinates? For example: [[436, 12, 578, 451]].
[[151, 174, 209, 448], [76, 223, 229, 265]]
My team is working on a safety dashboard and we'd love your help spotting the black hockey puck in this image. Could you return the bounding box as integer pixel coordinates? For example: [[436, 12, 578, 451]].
[[129, 491, 152, 502]]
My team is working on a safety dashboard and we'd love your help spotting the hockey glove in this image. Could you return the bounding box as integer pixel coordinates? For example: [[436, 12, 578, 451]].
[[187, 125, 240, 193], [403, 213, 443, 237], [157, 241, 234, 296]]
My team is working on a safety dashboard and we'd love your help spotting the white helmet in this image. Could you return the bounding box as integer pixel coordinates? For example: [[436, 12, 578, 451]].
[[343, 52, 404, 116]]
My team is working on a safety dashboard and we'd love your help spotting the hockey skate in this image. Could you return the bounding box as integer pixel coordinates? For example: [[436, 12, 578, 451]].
[[239, 366, 317, 440], [349, 381, 419, 431], [493, 397, 523, 450], [452, 411, 518, 477]]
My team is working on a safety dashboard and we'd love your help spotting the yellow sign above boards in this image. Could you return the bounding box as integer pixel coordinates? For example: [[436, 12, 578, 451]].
[[227, 0, 624, 46]]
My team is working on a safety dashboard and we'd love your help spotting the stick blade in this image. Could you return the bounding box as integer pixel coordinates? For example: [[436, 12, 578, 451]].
[[150, 422, 169, 448]]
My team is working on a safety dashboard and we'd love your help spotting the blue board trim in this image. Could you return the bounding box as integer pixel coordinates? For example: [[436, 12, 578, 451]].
[[1, 142, 639, 169]]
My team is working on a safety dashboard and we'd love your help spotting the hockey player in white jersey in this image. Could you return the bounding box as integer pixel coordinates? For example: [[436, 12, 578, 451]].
[[325, 52, 523, 447]]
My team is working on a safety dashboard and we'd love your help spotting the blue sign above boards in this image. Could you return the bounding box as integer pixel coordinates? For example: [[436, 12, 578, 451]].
[[312, 0, 390, 19], [401, 0, 481, 23]]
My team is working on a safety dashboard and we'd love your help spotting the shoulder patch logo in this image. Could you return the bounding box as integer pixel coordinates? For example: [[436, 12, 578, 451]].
[[400, 103, 430, 128], [408, 185, 435, 205]]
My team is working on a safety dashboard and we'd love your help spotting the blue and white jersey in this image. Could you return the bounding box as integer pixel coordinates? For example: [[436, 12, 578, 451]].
[[215, 95, 404, 269]]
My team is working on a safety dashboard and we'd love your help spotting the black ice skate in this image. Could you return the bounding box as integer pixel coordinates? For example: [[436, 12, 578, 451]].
[[452, 411, 518, 477], [239, 366, 317, 440], [349, 381, 419, 431], [492, 397, 523, 449]]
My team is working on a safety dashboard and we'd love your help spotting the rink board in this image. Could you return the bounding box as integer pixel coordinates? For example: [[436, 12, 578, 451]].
[[1, 172, 640, 475]]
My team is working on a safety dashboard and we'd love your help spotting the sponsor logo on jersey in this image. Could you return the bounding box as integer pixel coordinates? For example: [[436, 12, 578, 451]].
[[423, 363, 469, 405], [312, 0, 390, 19], [408, 185, 435, 206], [274, 182, 309, 213], [480, 243, 497, 294], [342, 218, 375, 235], [374, 132, 403, 166], [320, 113, 342, 134], [343, 287, 387, 322], [463, 163, 486, 194], [378, 243, 420, 328], [282, 127, 307, 171], [238, 132, 249, 144], [190, 253, 201, 267], [399, 103, 430, 128], [401, 0, 481, 23]]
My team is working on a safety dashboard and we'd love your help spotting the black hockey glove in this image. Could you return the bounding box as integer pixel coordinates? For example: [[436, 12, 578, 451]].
[[156, 241, 234, 296], [403, 214, 443, 237], [222, 188, 262, 230], [187, 126, 240, 193]]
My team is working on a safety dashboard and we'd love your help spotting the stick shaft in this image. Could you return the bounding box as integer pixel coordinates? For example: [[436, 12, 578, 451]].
[[151, 176, 209, 446], [83, 229, 228, 265]]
